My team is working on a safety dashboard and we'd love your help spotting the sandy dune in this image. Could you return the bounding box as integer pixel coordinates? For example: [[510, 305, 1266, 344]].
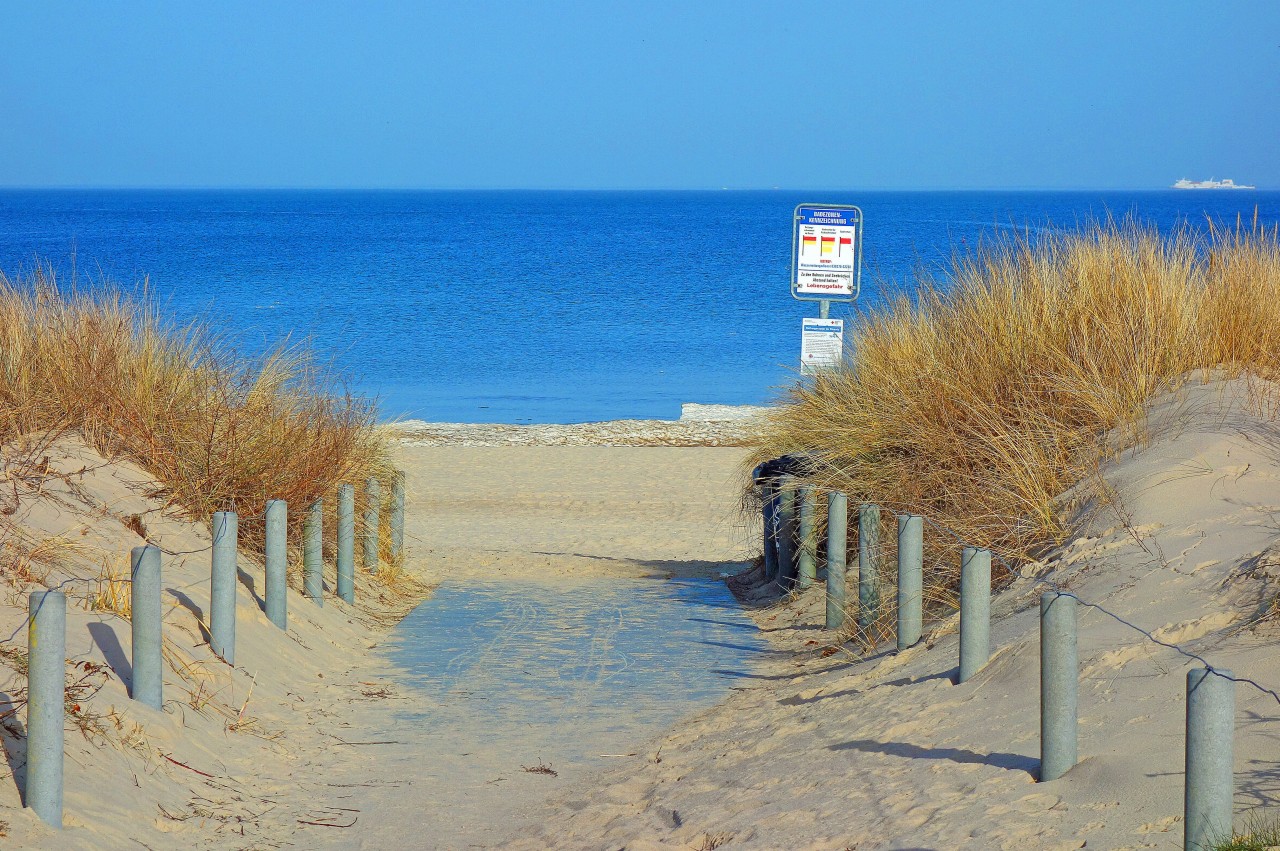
[[4, 379, 1280, 848], [502, 379, 1280, 850], [0, 439, 758, 848]]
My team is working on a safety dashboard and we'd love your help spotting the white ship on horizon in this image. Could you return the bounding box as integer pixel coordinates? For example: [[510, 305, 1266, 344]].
[[1172, 177, 1255, 190]]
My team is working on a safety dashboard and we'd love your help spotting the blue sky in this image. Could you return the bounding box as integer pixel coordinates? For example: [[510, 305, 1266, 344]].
[[2, 2, 1277, 190]]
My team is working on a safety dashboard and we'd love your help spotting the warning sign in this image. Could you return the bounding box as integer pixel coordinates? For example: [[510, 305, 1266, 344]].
[[791, 205, 862, 301], [800, 317, 844, 374]]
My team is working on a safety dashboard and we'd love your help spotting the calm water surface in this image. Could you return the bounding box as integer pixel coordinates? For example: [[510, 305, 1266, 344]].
[[2, 189, 1277, 422]]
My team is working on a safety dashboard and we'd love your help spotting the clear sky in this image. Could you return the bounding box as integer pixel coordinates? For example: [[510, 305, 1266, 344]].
[[2, 2, 1277, 190]]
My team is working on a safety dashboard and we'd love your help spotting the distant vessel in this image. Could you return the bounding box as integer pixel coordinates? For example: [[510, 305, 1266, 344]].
[[1172, 177, 1255, 190]]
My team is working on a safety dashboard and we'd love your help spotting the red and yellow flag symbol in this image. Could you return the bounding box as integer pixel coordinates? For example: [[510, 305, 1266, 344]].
[[802, 234, 817, 254], [820, 236, 835, 255]]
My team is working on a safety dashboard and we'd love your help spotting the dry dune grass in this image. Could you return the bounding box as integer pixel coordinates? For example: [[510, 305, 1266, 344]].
[[0, 265, 400, 571], [753, 219, 1280, 635]]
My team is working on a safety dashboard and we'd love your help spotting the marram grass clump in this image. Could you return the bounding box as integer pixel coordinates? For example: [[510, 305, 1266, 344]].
[[0, 265, 399, 569], [754, 220, 1280, 638], [1211, 811, 1280, 851]]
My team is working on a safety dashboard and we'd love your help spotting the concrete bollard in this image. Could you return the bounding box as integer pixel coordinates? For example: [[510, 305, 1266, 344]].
[[130, 545, 163, 708], [264, 500, 287, 630], [304, 500, 323, 606], [796, 486, 817, 590], [958, 546, 991, 682], [364, 477, 381, 574], [1185, 667, 1235, 851], [26, 590, 65, 828], [210, 511, 238, 665], [858, 505, 881, 630], [1040, 592, 1078, 781], [761, 482, 779, 581], [391, 469, 406, 562], [337, 484, 355, 603], [775, 477, 797, 588], [896, 515, 924, 651], [825, 491, 848, 630]]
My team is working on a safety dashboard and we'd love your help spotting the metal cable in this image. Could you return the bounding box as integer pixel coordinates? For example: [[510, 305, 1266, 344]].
[[759, 479, 1280, 705]]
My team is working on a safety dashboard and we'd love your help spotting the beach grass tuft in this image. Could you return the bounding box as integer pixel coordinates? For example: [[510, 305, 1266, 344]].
[[1212, 811, 1280, 850], [753, 219, 1280, 638], [0, 265, 402, 578]]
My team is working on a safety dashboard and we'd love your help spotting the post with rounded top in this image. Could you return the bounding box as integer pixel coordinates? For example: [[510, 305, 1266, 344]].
[[775, 476, 797, 588], [130, 545, 163, 708], [364, 478, 381, 574], [264, 500, 288, 629], [858, 505, 881, 630], [797, 485, 817, 590], [304, 500, 323, 605], [1184, 667, 1235, 851], [825, 491, 848, 629], [958, 546, 991, 683], [210, 511, 238, 665], [391, 470, 406, 562], [26, 589, 65, 828], [337, 484, 355, 603], [26, 591, 64, 824], [896, 514, 924, 650], [1040, 591, 1077, 781]]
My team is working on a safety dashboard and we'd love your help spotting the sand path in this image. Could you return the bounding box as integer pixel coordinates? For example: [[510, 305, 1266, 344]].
[[310, 446, 764, 849]]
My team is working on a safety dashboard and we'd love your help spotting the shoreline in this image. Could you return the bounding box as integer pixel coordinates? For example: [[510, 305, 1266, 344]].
[[390, 403, 772, 447]]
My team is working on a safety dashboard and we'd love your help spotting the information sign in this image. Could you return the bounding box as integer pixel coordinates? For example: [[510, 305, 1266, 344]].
[[791, 204, 862, 301], [800, 317, 844, 374]]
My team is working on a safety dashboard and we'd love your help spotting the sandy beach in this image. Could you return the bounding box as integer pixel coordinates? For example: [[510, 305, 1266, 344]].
[[4, 4, 1276, 848], [0, 423, 764, 848], [3, 381, 1280, 848], [501, 380, 1280, 850]]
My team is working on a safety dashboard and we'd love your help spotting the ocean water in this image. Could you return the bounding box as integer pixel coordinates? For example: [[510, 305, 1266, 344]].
[[1, 189, 1278, 423]]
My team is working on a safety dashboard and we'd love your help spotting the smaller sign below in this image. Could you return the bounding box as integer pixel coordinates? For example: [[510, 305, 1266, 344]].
[[800, 317, 844, 375]]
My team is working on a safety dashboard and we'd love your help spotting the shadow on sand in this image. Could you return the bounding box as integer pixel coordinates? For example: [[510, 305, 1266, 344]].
[[828, 737, 1039, 776]]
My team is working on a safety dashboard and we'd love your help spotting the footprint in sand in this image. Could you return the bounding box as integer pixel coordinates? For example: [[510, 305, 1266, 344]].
[[1137, 814, 1182, 834], [1012, 792, 1063, 813]]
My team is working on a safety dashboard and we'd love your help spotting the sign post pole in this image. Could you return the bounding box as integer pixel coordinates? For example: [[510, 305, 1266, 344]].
[[791, 204, 861, 374]]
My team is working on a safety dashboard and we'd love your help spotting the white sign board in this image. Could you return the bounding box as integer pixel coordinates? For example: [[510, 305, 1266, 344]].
[[792, 205, 862, 300], [800, 317, 844, 374]]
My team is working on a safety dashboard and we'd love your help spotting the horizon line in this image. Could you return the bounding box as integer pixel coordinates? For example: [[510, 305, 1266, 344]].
[[0, 184, 1267, 193]]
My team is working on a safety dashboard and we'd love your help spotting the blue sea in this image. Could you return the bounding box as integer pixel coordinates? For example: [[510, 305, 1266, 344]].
[[2, 189, 1278, 423]]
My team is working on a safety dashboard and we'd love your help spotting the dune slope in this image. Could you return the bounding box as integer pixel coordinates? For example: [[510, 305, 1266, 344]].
[[504, 378, 1280, 850]]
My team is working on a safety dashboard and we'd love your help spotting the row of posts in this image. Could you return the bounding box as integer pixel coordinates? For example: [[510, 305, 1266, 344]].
[[761, 474, 1237, 851], [22, 470, 406, 829]]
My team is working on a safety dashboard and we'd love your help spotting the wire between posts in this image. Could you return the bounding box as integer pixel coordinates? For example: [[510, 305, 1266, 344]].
[[915, 512, 1280, 705], [0, 505, 276, 647], [143, 505, 272, 557], [763, 478, 1280, 707]]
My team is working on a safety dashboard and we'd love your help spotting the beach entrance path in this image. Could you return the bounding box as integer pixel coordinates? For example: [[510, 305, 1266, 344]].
[[307, 445, 767, 849]]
